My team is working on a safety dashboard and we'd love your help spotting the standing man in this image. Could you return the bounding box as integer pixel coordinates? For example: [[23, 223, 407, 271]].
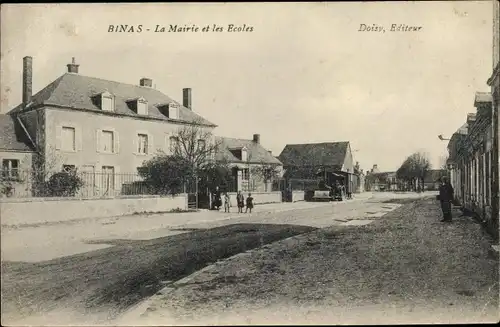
[[438, 176, 454, 222]]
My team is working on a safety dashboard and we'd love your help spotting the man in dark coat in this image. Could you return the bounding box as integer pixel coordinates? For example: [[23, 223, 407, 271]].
[[438, 176, 454, 222]]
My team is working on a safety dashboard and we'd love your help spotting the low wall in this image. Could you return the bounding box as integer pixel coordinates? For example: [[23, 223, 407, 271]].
[[291, 191, 305, 202], [227, 191, 281, 206], [0, 194, 188, 226]]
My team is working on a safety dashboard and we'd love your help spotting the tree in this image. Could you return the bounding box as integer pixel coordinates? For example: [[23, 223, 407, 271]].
[[197, 159, 234, 192], [396, 152, 431, 192], [138, 119, 230, 195], [138, 154, 191, 195], [250, 161, 282, 192], [31, 146, 67, 196], [170, 118, 221, 170], [45, 171, 84, 197]]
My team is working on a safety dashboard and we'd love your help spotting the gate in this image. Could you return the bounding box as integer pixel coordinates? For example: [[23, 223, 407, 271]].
[[184, 178, 198, 210]]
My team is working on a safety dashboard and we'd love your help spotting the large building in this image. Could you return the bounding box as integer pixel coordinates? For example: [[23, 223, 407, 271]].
[[1, 56, 280, 199], [486, 0, 500, 237], [447, 95, 495, 236]]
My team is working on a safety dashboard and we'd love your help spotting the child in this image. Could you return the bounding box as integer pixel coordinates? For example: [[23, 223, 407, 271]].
[[245, 193, 254, 213], [237, 191, 245, 213], [224, 192, 231, 213]]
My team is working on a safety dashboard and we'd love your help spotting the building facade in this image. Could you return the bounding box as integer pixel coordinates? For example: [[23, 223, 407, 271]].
[[0, 114, 36, 197], [447, 94, 495, 236], [4, 56, 217, 197], [215, 134, 283, 192], [487, 0, 500, 237], [277, 141, 359, 193]]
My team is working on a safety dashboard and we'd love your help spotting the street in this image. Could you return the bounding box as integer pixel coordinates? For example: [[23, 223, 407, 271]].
[[1, 193, 420, 325], [119, 196, 499, 325]]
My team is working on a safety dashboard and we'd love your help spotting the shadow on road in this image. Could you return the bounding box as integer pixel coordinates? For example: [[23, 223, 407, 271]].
[[1, 223, 316, 323]]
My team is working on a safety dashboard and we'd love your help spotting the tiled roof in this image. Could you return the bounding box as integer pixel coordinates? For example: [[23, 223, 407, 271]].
[[215, 136, 282, 165], [0, 114, 35, 152], [8, 73, 216, 126], [278, 142, 349, 170], [474, 92, 492, 106]]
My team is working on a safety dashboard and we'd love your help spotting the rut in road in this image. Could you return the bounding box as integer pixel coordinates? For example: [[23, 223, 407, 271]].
[[1, 223, 316, 322]]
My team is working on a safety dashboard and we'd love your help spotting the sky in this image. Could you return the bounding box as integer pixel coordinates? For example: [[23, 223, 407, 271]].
[[0, 2, 494, 172]]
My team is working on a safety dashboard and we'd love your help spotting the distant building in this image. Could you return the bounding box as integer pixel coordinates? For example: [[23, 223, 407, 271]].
[[215, 134, 283, 192], [277, 141, 360, 193], [423, 169, 447, 191], [365, 166, 398, 192]]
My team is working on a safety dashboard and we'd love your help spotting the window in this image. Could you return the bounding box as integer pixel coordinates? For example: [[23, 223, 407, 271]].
[[62, 165, 76, 173], [241, 148, 248, 162], [242, 168, 250, 181], [137, 98, 148, 115], [168, 103, 179, 119], [101, 93, 115, 112], [102, 166, 115, 193], [137, 134, 149, 154], [61, 127, 76, 151], [197, 139, 206, 150], [169, 136, 179, 154], [101, 130, 115, 153], [2, 159, 19, 179]]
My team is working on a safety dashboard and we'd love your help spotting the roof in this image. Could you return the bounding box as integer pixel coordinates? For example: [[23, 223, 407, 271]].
[[8, 73, 216, 126], [0, 114, 36, 152], [215, 136, 282, 165], [278, 142, 350, 170], [474, 92, 492, 106]]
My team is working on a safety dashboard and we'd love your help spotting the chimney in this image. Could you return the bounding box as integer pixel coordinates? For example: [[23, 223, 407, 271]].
[[22, 56, 33, 107], [67, 57, 79, 73], [253, 134, 260, 144], [183, 88, 192, 110], [268, 150, 272, 155], [140, 78, 152, 87]]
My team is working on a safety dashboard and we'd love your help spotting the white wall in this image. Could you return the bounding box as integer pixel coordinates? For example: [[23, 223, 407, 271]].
[[291, 191, 305, 202], [44, 108, 215, 174], [0, 194, 188, 226]]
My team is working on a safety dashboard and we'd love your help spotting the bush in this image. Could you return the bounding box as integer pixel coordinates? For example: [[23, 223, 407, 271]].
[[138, 155, 192, 195], [45, 171, 84, 197]]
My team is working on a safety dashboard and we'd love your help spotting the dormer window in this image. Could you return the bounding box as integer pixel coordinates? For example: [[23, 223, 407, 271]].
[[157, 103, 179, 120], [229, 147, 248, 161], [168, 103, 179, 119], [241, 147, 248, 161], [95, 91, 115, 112], [127, 97, 148, 115]]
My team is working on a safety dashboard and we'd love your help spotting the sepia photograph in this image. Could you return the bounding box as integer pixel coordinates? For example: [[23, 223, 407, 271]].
[[0, 1, 499, 325]]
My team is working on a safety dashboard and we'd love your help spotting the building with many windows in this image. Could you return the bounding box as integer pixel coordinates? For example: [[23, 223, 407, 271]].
[[447, 94, 495, 236], [2, 56, 216, 197], [1, 56, 286, 198]]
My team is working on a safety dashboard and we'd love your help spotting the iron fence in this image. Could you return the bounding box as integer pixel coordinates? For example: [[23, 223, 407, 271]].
[[0, 169, 192, 199]]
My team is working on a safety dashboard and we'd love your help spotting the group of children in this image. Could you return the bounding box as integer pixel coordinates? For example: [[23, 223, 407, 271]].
[[220, 191, 254, 213]]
